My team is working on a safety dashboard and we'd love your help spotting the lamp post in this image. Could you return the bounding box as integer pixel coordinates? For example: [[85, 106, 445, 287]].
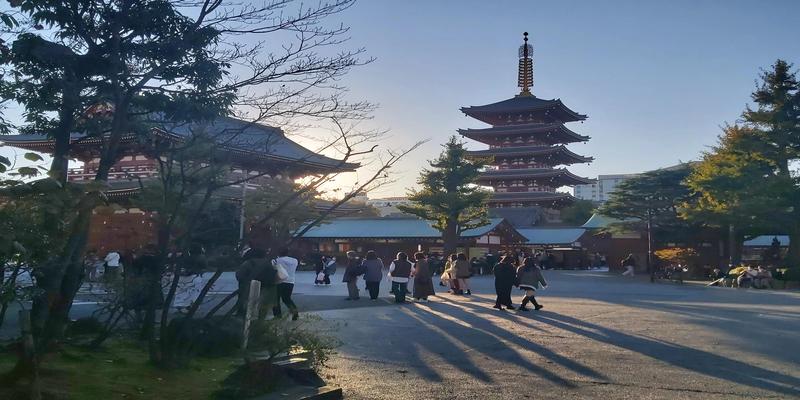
[[646, 196, 654, 282]]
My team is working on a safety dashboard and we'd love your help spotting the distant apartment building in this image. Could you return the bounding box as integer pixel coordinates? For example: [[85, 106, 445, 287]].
[[365, 196, 412, 217], [573, 174, 638, 202]]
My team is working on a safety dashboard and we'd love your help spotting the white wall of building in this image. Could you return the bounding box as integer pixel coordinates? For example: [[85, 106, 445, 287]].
[[573, 174, 638, 202]]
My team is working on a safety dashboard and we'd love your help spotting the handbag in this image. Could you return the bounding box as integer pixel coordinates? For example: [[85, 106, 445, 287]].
[[272, 259, 289, 281]]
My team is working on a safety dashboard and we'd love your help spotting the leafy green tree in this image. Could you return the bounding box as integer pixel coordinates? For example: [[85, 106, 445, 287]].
[[0, 169, 79, 328], [599, 164, 697, 267], [685, 60, 800, 267], [398, 136, 491, 254], [2, 0, 367, 355], [560, 199, 596, 225]]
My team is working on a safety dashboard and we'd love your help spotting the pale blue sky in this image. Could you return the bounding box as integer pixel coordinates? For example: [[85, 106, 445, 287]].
[[2, 1, 799, 198], [328, 0, 800, 197]]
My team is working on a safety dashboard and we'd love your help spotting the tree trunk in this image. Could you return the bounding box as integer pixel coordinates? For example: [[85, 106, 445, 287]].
[[35, 95, 130, 347], [36, 201, 93, 345], [0, 263, 21, 329], [728, 224, 743, 266], [49, 86, 77, 185], [786, 229, 800, 269], [442, 219, 458, 256]]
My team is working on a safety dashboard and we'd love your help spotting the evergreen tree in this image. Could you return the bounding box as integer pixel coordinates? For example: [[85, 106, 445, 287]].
[[600, 164, 697, 267], [560, 199, 596, 226], [685, 60, 800, 267], [398, 136, 491, 254]]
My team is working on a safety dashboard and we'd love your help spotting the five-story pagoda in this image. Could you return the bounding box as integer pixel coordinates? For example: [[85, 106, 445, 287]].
[[459, 32, 592, 222]]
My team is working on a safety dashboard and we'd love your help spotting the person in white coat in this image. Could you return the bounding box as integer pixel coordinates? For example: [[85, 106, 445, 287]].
[[272, 247, 299, 320]]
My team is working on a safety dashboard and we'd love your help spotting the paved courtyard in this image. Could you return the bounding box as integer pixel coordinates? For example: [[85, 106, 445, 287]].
[[2, 270, 798, 399], [312, 271, 800, 399]]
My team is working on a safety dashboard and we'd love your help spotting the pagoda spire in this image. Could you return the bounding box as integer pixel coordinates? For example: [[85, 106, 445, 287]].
[[517, 32, 534, 97]]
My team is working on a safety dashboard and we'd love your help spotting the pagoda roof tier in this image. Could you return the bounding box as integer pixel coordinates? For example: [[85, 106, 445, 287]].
[[0, 116, 358, 175], [458, 122, 589, 144], [489, 191, 577, 208], [461, 95, 587, 125], [477, 167, 594, 186], [466, 145, 592, 165]]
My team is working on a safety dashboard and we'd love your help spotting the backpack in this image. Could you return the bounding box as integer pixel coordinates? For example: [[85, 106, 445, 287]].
[[252, 259, 277, 286]]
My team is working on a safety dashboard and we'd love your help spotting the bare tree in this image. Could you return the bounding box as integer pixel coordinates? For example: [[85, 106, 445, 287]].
[[1, 0, 380, 373]]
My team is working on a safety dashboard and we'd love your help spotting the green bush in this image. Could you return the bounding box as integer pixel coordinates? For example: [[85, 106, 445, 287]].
[[248, 315, 339, 371]]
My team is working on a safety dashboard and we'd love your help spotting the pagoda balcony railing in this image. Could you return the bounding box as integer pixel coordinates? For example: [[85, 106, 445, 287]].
[[494, 187, 556, 193], [67, 170, 158, 182]]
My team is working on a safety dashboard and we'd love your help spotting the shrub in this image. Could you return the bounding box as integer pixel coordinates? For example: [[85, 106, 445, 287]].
[[248, 315, 339, 371], [654, 247, 698, 265]]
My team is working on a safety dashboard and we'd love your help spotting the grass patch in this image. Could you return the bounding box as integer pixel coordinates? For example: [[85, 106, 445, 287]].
[[0, 340, 242, 400]]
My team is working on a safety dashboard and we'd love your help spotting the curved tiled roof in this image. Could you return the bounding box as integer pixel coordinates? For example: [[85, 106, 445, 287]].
[[466, 145, 593, 163], [0, 116, 358, 172], [154, 116, 357, 170], [517, 228, 586, 245], [490, 191, 574, 201], [458, 123, 589, 143], [477, 167, 594, 185], [461, 96, 587, 124], [296, 217, 518, 239]]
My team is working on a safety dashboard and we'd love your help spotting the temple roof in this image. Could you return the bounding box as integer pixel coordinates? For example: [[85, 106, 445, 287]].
[[296, 217, 525, 242], [458, 122, 589, 144], [517, 228, 586, 246], [461, 95, 587, 125], [489, 191, 577, 207], [477, 167, 594, 185], [580, 213, 639, 229], [466, 145, 593, 164], [0, 116, 358, 173]]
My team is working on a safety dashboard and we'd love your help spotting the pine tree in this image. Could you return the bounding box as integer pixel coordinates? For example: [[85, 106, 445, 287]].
[[398, 136, 491, 254], [685, 60, 800, 266]]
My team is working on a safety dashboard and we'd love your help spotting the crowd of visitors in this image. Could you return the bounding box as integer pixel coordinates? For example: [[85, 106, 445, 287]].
[[73, 243, 788, 331], [293, 250, 550, 312], [708, 264, 775, 289]]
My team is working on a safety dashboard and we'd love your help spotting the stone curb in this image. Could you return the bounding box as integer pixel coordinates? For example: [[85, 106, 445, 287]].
[[250, 385, 342, 400]]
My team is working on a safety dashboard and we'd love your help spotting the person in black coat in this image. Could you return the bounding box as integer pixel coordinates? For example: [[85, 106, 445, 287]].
[[493, 255, 517, 310]]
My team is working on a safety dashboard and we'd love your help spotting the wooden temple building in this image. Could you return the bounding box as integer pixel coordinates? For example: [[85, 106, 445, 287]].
[[460, 32, 593, 225], [295, 218, 527, 262], [1, 116, 359, 253]]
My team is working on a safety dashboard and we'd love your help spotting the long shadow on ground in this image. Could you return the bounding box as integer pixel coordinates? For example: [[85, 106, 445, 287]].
[[531, 311, 800, 396]]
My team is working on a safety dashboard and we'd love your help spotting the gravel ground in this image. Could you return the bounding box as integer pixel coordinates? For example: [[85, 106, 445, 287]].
[[313, 271, 800, 399]]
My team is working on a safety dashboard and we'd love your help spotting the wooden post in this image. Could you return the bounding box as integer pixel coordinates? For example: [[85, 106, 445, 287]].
[[241, 280, 261, 350], [20, 310, 41, 400]]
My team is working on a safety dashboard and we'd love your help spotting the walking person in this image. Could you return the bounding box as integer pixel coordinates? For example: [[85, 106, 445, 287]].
[[323, 256, 337, 285], [235, 248, 277, 319], [516, 257, 547, 311], [412, 252, 435, 302], [493, 255, 516, 310], [313, 254, 326, 285], [388, 252, 413, 303], [442, 254, 460, 294], [104, 250, 122, 282], [272, 247, 299, 321], [362, 250, 384, 300], [454, 253, 472, 295], [621, 254, 636, 277], [342, 252, 364, 300]]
